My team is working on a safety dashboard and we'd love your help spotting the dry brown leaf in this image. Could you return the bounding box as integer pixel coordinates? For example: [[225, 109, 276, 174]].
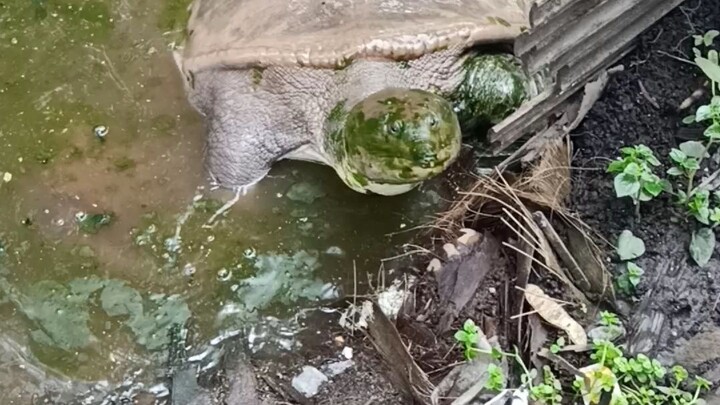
[[523, 284, 587, 346]]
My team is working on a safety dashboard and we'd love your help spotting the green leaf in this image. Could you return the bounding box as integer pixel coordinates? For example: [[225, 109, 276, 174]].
[[617, 230, 645, 261], [667, 167, 684, 176], [694, 207, 711, 225], [710, 50, 720, 66], [694, 47, 703, 59], [690, 228, 716, 267], [709, 207, 720, 223], [622, 162, 642, 177], [704, 122, 720, 139], [614, 174, 640, 198], [704, 30, 720, 47], [694, 35, 704, 47], [607, 159, 627, 174], [683, 157, 700, 171], [642, 181, 663, 197], [680, 141, 708, 159], [682, 114, 696, 124], [696, 105, 712, 121], [695, 56, 720, 84], [669, 148, 687, 163]]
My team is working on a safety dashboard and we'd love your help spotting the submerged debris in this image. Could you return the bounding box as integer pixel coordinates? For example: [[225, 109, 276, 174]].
[[75, 211, 114, 234]]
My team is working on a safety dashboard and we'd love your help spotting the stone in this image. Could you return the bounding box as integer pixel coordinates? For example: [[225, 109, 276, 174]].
[[291, 366, 328, 398]]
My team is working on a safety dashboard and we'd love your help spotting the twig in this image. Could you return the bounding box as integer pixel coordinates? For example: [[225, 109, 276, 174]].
[[656, 50, 696, 65], [532, 211, 592, 292], [638, 80, 660, 109]]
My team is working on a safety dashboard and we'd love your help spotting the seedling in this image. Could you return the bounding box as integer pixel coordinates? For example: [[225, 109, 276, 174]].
[[454, 319, 480, 360], [485, 363, 505, 392], [587, 340, 712, 405], [530, 366, 563, 405], [616, 262, 644, 296], [607, 145, 665, 213], [550, 336, 565, 354], [599, 311, 621, 328]]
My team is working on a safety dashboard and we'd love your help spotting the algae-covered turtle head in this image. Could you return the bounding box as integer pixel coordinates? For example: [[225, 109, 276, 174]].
[[335, 88, 461, 195], [175, 0, 540, 196]]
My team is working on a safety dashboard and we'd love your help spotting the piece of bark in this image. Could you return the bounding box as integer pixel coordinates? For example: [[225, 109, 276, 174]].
[[565, 224, 616, 302], [435, 232, 502, 334], [363, 300, 433, 404], [532, 211, 591, 292], [225, 354, 263, 405]]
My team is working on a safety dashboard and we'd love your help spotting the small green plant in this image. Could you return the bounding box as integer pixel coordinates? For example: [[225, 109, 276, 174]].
[[550, 336, 565, 354], [454, 319, 480, 360], [607, 145, 665, 212], [599, 310, 621, 328], [485, 363, 505, 392], [587, 340, 712, 405], [616, 262, 644, 296], [615, 231, 646, 296], [530, 366, 563, 405]]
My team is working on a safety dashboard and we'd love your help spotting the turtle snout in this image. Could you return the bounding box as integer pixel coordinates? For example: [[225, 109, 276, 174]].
[[417, 150, 442, 169]]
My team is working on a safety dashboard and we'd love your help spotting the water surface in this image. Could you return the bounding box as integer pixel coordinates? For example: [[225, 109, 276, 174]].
[[0, 0, 449, 402]]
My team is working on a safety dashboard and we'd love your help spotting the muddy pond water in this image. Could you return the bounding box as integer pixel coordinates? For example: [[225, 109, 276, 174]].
[[0, 0, 448, 402]]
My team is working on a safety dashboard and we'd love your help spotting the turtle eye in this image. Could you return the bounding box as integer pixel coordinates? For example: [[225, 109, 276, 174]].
[[388, 121, 403, 135], [429, 116, 439, 128]]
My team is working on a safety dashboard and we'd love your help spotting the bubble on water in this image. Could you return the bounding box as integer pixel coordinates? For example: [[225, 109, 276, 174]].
[[216, 268, 232, 281], [93, 125, 109, 140], [183, 263, 196, 277], [243, 247, 256, 259]]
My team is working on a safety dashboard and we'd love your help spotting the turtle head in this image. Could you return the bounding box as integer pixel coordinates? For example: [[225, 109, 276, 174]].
[[336, 88, 462, 195]]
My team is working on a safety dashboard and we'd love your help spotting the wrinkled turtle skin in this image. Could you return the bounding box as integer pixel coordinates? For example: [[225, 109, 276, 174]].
[[174, 0, 539, 195]]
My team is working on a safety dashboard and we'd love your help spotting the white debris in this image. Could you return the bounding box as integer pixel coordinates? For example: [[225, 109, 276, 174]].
[[322, 360, 354, 377], [377, 277, 414, 319], [342, 346, 353, 360], [291, 366, 328, 398], [2, 172, 11, 183]]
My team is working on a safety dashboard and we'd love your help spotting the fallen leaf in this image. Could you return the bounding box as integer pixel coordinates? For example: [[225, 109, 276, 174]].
[[524, 284, 587, 346], [690, 228, 716, 267], [616, 230, 645, 261]]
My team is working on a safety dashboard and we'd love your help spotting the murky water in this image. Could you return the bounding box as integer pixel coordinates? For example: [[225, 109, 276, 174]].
[[0, 0, 449, 402]]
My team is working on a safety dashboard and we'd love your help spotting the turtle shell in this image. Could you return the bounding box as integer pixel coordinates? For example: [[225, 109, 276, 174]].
[[179, 0, 532, 75]]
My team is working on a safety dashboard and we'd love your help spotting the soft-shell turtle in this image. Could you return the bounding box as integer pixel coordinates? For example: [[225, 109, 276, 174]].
[[175, 0, 538, 195]]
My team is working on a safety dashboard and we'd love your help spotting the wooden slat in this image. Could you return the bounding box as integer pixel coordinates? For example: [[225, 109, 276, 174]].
[[489, 0, 687, 151], [516, 0, 607, 59]]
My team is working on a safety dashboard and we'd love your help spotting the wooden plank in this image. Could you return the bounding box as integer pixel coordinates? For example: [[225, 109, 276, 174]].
[[490, 0, 686, 151], [557, 0, 686, 90], [523, 0, 663, 75], [516, 0, 607, 58]]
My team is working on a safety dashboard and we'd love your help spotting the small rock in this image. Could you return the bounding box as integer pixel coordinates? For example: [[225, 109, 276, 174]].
[[291, 366, 328, 398], [325, 246, 344, 256], [342, 346, 353, 360], [426, 258, 442, 272], [322, 360, 354, 377]]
